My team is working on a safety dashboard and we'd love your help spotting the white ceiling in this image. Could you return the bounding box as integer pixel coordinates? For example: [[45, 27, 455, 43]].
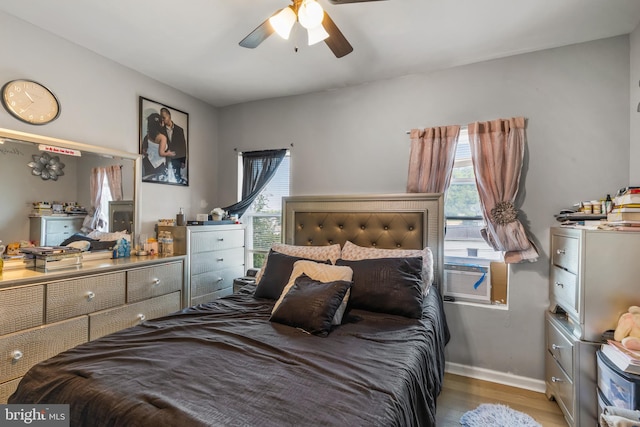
[[2, 0, 640, 107]]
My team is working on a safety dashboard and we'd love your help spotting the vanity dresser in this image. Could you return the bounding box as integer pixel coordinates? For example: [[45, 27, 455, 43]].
[[0, 255, 186, 403], [545, 227, 640, 427]]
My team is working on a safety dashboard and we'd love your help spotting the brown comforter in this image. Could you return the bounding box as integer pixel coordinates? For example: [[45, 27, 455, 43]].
[[10, 285, 449, 427]]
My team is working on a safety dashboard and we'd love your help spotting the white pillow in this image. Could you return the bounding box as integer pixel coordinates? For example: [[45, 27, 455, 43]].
[[272, 260, 353, 325], [340, 240, 434, 293], [65, 240, 91, 252], [255, 243, 342, 283]]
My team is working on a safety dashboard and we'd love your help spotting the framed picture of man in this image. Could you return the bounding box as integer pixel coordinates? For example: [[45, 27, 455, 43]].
[[139, 96, 189, 186]]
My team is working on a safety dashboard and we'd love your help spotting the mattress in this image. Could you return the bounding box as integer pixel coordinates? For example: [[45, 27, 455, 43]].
[[10, 285, 449, 427]]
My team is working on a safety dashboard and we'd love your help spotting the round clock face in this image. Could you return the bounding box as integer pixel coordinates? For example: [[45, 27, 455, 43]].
[[1, 79, 60, 125]]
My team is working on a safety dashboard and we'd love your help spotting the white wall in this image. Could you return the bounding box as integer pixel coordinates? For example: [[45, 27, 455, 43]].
[[218, 36, 631, 381], [0, 12, 219, 237]]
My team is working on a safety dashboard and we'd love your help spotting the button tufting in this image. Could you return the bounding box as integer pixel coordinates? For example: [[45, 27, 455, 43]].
[[384, 226, 389, 230], [408, 226, 413, 231], [397, 244, 401, 248], [360, 225, 365, 230], [308, 240, 313, 244], [328, 240, 333, 244], [372, 242, 377, 246], [300, 224, 304, 229], [319, 224, 323, 229], [339, 225, 344, 229]]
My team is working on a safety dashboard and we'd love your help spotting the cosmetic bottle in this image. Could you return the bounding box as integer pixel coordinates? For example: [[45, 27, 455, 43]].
[[177, 207, 185, 226]]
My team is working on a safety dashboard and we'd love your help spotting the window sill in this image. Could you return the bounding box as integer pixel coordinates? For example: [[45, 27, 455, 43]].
[[444, 299, 509, 310]]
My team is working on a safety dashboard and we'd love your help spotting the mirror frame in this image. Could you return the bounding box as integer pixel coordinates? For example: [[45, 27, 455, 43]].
[[0, 127, 141, 240]]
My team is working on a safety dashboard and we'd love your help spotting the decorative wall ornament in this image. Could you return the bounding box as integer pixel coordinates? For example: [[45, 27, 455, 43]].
[[27, 152, 65, 180], [491, 201, 518, 225]]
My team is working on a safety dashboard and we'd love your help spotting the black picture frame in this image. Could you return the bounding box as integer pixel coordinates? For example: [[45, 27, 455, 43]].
[[139, 96, 189, 186]]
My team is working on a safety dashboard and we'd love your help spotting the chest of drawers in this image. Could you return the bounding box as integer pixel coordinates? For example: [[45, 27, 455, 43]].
[[545, 227, 640, 427], [0, 257, 185, 403], [158, 224, 245, 306], [29, 216, 84, 246]]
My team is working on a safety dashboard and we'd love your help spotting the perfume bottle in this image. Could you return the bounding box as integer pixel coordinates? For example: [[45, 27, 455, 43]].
[[176, 207, 185, 226]]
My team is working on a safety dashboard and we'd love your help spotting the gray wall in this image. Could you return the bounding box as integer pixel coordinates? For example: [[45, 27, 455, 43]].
[[631, 25, 640, 184], [0, 11, 219, 237], [218, 36, 631, 382]]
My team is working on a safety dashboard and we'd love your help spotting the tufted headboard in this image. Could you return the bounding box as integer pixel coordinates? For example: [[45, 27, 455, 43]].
[[282, 193, 444, 288]]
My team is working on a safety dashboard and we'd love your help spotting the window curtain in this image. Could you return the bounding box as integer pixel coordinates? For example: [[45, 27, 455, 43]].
[[406, 125, 460, 193], [223, 149, 287, 219], [467, 117, 538, 263], [84, 165, 123, 232]]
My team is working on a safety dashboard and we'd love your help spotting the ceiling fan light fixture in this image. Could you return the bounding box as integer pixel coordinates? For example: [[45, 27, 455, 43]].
[[298, 0, 325, 30], [307, 24, 329, 45], [269, 6, 296, 39]]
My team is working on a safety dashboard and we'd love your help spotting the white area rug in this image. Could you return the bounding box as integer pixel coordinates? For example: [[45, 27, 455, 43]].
[[460, 403, 542, 427]]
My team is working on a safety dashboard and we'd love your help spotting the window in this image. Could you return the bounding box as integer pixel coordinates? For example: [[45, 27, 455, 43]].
[[444, 129, 507, 304], [241, 152, 291, 270]]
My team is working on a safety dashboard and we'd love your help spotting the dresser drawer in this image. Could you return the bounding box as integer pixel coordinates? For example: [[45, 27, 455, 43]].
[[546, 350, 574, 422], [127, 262, 183, 303], [0, 317, 88, 383], [552, 234, 579, 274], [45, 218, 83, 234], [597, 350, 640, 410], [46, 272, 126, 323], [191, 265, 243, 299], [0, 285, 44, 335], [0, 378, 21, 404], [191, 230, 244, 253], [89, 291, 181, 341], [550, 266, 577, 314], [547, 317, 574, 376], [190, 247, 244, 276], [191, 287, 233, 306]]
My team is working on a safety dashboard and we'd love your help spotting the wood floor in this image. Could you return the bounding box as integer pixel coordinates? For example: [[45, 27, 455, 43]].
[[435, 373, 568, 426]]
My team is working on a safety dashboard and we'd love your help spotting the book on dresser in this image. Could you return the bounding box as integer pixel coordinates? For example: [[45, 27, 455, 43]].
[[601, 340, 640, 375]]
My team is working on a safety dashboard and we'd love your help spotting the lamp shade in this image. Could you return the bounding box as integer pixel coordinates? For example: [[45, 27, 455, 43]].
[[269, 6, 296, 39], [307, 24, 329, 45], [298, 0, 324, 30]]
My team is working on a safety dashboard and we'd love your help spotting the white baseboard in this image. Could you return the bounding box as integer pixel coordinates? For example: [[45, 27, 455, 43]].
[[445, 362, 546, 394]]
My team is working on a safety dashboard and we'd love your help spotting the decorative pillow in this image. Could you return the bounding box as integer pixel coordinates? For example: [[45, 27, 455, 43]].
[[254, 250, 330, 300], [270, 274, 352, 337], [273, 260, 353, 325], [255, 243, 342, 283], [60, 233, 117, 252], [340, 240, 433, 292], [336, 257, 424, 318]]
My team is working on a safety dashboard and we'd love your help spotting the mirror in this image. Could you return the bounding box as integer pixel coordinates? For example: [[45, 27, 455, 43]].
[[0, 127, 140, 247]]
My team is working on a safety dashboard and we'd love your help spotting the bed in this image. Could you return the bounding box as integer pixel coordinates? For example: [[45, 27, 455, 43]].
[[9, 193, 450, 427]]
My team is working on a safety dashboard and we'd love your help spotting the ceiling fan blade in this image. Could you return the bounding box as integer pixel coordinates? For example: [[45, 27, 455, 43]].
[[322, 12, 353, 58], [328, 0, 387, 4], [239, 18, 275, 49]]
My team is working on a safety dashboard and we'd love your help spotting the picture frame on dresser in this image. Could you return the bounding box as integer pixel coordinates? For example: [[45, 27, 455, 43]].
[[139, 96, 189, 186]]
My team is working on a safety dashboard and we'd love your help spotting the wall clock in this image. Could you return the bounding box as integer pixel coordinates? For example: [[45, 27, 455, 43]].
[[1, 79, 60, 125]]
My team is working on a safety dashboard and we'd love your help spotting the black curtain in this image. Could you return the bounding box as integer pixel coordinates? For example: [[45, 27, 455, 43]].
[[223, 149, 287, 218]]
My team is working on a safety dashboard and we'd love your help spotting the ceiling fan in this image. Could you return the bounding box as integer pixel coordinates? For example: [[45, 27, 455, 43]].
[[239, 0, 386, 58]]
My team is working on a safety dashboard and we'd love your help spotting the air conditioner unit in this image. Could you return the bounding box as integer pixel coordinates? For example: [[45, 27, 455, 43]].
[[444, 263, 491, 303]]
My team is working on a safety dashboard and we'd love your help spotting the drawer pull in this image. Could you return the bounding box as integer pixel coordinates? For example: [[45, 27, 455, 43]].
[[86, 291, 96, 301], [555, 282, 564, 288], [556, 249, 566, 255], [152, 278, 161, 286], [216, 258, 224, 262], [551, 344, 562, 350], [11, 350, 23, 361], [137, 314, 146, 322], [551, 376, 564, 383], [217, 238, 224, 241], [216, 277, 224, 283]]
